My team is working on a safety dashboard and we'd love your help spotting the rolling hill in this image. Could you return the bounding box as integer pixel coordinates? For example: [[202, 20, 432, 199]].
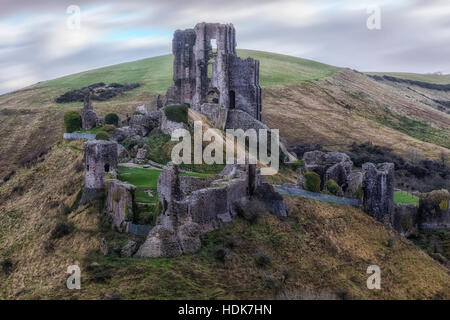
[[0, 49, 449, 182], [1, 49, 450, 299]]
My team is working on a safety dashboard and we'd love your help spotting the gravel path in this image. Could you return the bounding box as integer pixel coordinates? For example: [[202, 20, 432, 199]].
[[274, 185, 359, 206]]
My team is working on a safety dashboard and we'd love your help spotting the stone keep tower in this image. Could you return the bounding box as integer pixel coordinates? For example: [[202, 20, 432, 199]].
[[362, 162, 395, 226], [165, 22, 262, 122], [80, 140, 118, 204]]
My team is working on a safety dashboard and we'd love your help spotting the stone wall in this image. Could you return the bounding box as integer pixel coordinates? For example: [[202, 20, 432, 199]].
[[165, 23, 261, 122], [362, 162, 395, 226], [105, 179, 136, 232], [80, 140, 118, 204], [418, 190, 450, 231], [200, 103, 228, 129], [160, 109, 188, 135], [393, 204, 418, 236], [136, 163, 285, 258]]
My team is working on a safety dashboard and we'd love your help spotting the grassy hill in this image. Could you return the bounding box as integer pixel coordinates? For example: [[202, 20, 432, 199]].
[[0, 141, 448, 299], [1, 49, 450, 299], [366, 72, 450, 85]]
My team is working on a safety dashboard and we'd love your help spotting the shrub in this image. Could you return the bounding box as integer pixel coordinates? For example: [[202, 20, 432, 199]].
[[290, 160, 304, 171], [164, 104, 188, 124], [105, 113, 119, 126], [325, 179, 340, 196], [101, 124, 116, 132], [255, 252, 272, 268], [95, 131, 110, 141], [50, 220, 74, 239], [64, 111, 82, 133], [1, 259, 13, 276], [303, 171, 321, 193], [212, 246, 229, 262]]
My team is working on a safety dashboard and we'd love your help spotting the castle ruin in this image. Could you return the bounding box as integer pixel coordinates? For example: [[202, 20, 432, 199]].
[[165, 23, 262, 125], [80, 140, 118, 204]]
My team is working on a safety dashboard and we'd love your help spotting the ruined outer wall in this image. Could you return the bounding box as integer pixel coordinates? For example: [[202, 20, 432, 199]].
[[105, 179, 136, 232], [229, 55, 262, 120]]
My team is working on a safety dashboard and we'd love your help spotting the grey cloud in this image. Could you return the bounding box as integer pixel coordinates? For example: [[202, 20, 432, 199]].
[[1, 0, 450, 94]]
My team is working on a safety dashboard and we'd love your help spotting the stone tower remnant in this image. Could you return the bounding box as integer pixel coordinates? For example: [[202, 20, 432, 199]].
[[362, 162, 394, 226], [81, 91, 98, 130], [165, 22, 262, 123], [80, 140, 118, 204]]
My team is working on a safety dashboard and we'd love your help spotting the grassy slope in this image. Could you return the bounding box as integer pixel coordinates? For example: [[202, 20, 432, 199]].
[[0, 144, 449, 299], [366, 72, 450, 85]]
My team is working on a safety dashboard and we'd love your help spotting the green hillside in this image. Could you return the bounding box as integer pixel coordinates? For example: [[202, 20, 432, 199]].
[[366, 72, 450, 85], [37, 49, 340, 93]]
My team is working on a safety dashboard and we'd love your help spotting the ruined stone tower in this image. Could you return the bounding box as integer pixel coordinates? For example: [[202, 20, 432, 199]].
[[80, 140, 118, 204], [165, 22, 262, 123], [362, 162, 395, 226]]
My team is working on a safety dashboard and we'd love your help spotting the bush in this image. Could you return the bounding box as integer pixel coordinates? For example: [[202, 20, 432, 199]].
[[255, 252, 272, 268], [95, 131, 110, 141], [290, 160, 304, 171], [101, 124, 116, 132], [50, 220, 74, 239], [64, 111, 82, 133], [304, 171, 321, 193], [164, 104, 188, 124], [325, 179, 340, 196], [1, 259, 13, 276], [105, 113, 119, 126]]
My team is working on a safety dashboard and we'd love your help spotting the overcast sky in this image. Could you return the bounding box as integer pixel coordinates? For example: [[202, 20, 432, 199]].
[[1, 0, 449, 94]]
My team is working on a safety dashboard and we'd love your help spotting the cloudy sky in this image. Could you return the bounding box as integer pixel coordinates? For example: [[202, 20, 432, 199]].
[[1, 0, 449, 94]]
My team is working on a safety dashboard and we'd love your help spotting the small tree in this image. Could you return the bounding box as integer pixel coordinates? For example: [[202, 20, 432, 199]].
[[105, 113, 119, 126], [325, 179, 340, 196], [304, 171, 321, 193], [64, 111, 82, 133]]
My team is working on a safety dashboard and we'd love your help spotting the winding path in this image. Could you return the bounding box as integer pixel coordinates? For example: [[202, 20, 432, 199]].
[[274, 185, 359, 206]]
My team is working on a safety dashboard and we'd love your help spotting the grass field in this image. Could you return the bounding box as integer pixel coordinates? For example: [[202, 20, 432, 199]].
[[117, 166, 212, 203], [394, 190, 419, 206]]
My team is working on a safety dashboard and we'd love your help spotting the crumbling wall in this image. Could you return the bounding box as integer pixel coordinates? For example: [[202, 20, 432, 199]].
[[136, 163, 285, 258], [105, 179, 136, 232], [393, 204, 418, 236], [302, 151, 353, 190], [80, 140, 118, 204], [418, 189, 450, 231], [165, 22, 261, 123], [362, 162, 395, 226], [81, 93, 98, 130]]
